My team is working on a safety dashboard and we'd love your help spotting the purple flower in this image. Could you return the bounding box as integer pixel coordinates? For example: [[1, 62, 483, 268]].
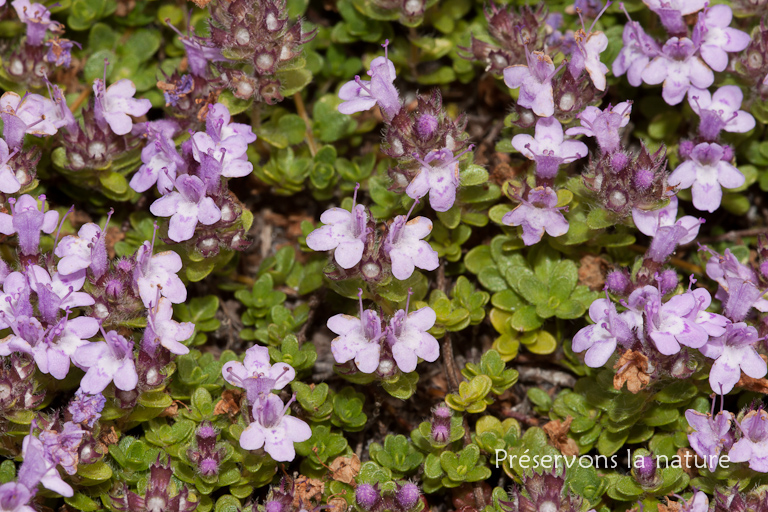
[[612, 17, 660, 87], [133, 240, 187, 308], [338, 40, 400, 119], [669, 142, 744, 213], [307, 193, 371, 269], [683, 287, 729, 338], [407, 146, 472, 212], [706, 247, 768, 321], [383, 208, 439, 280], [642, 37, 714, 106], [645, 219, 703, 264], [0, 138, 20, 194], [130, 125, 185, 194], [168, 22, 225, 78], [18, 435, 73, 497], [632, 195, 701, 241], [328, 290, 383, 373], [0, 315, 99, 379], [0, 194, 59, 256], [688, 86, 756, 141], [671, 491, 709, 512], [642, 0, 707, 35], [503, 48, 563, 117], [385, 305, 439, 373], [67, 390, 106, 428], [11, 0, 60, 46], [513, 117, 588, 179], [39, 421, 85, 475], [54, 221, 109, 279], [565, 102, 632, 154], [150, 175, 222, 242], [222, 344, 295, 390], [143, 297, 194, 355], [0, 482, 35, 512], [0, 271, 32, 329], [27, 265, 94, 324], [685, 408, 734, 471], [191, 131, 253, 179], [44, 38, 78, 68], [692, 5, 750, 72], [570, 28, 609, 91], [239, 393, 311, 462], [0, 92, 61, 148], [205, 102, 258, 145], [73, 329, 138, 394], [627, 286, 708, 355], [729, 408, 768, 472], [502, 187, 569, 246], [93, 78, 152, 136], [572, 298, 633, 367], [699, 322, 767, 395]]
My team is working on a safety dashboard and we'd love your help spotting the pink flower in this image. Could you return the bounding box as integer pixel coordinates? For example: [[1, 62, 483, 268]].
[[699, 323, 767, 395], [668, 142, 744, 213], [222, 344, 295, 390], [692, 4, 751, 72], [150, 174, 222, 243], [306, 191, 371, 269], [239, 393, 311, 462], [688, 86, 756, 141], [73, 329, 138, 394], [503, 49, 563, 117], [385, 306, 439, 373], [502, 187, 569, 246], [338, 41, 400, 119], [383, 207, 439, 281], [642, 37, 714, 106], [514, 117, 588, 179], [572, 298, 633, 368], [93, 78, 152, 136]]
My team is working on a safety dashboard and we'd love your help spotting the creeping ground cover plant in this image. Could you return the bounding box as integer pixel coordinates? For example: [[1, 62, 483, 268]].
[[5, 0, 768, 512]]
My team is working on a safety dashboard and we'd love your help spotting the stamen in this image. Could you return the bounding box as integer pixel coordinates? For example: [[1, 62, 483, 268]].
[[358, 288, 364, 319], [544, 60, 566, 83], [352, 183, 361, 209], [405, 287, 413, 315], [404, 198, 419, 222], [588, 0, 612, 34], [382, 39, 390, 61]]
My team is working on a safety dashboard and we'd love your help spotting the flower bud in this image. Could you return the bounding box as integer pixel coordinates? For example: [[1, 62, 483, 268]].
[[356, 484, 381, 511], [633, 168, 654, 189], [610, 152, 629, 172], [678, 140, 694, 160], [657, 270, 678, 295], [605, 270, 631, 296], [416, 113, 438, 140], [431, 404, 452, 445], [721, 144, 734, 162], [396, 483, 420, 511], [633, 454, 658, 487]]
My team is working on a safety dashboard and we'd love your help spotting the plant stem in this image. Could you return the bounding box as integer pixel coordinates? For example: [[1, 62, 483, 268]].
[[294, 92, 317, 157]]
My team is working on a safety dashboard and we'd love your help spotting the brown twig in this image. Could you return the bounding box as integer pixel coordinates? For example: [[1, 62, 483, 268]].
[[69, 87, 91, 112], [682, 226, 768, 246], [293, 92, 318, 157], [627, 244, 704, 275]]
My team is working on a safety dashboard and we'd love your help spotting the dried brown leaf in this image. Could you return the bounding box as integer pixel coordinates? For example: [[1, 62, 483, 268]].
[[329, 454, 361, 486], [542, 416, 579, 457], [614, 350, 651, 394]]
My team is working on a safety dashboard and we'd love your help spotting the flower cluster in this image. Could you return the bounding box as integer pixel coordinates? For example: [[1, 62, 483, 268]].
[[204, 0, 315, 102], [133, 102, 255, 253], [0, 193, 196, 413], [327, 289, 439, 378], [222, 344, 310, 461], [307, 189, 439, 283], [337, 41, 473, 213], [3, 0, 78, 88]]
